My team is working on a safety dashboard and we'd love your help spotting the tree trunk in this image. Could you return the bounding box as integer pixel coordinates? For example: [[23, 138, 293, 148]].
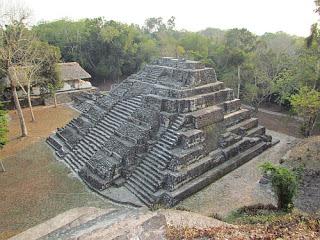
[[237, 65, 241, 99], [11, 85, 28, 137], [54, 93, 58, 108], [0, 160, 5, 172], [27, 85, 35, 122]]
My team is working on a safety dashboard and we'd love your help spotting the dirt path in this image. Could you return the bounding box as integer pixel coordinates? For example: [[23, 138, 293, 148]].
[[176, 130, 298, 218]]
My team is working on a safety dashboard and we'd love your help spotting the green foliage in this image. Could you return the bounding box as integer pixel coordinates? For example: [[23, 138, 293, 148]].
[[33, 17, 320, 123], [260, 163, 298, 211], [289, 87, 320, 136], [0, 101, 8, 149], [34, 19, 158, 81]]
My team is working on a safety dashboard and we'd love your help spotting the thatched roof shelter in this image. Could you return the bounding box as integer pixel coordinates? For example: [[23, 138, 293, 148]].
[[56, 62, 91, 82], [0, 62, 91, 88]]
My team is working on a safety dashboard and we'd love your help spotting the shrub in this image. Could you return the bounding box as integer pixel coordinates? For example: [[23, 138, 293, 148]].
[[260, 162, 298, 211]]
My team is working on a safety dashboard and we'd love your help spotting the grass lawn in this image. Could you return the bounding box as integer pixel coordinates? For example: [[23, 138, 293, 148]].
[[0, 105, 117, 240]]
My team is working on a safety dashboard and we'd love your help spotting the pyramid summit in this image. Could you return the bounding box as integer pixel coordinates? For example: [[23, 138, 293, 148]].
[[47, 57, 273, 207]]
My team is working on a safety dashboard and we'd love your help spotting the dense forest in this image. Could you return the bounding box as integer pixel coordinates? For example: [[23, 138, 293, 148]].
[[1, 10, 320, 137], [33, 17, 318, 107]]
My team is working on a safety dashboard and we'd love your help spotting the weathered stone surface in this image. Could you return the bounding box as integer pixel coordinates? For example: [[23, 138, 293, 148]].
[[47, 57, 273, 207]]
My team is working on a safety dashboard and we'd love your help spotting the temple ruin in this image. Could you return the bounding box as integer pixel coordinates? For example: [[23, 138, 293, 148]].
[[47, 57, 273, 206]]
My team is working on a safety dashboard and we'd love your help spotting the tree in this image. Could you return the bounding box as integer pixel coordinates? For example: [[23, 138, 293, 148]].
[[289, 86, 320, 136], [223, 29, 257, 98], [260, 162, 298, 211], [0, 4, 61, 132], [0, 5, 31, 136], [0, 101, 8, 171], [0, 101, 7, 148]]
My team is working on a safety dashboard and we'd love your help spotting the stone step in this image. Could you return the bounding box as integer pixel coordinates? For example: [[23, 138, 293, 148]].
[[110, 109, 129, 120], [123, 101, 139, 109], [114, 104, 135, 113], [247, 125, 266, 137], [224, 109, 250, 127], [159, 139, 174, 148], [100, 118, 120, 128], [77, 150, 90, 161], [95, 123, 114, 133], [177, 115, 184, 121], [195, 88, 234, 107], [220, 99, 241, 114], [46, 136, 62, 151], [130, 173, 158, 192], [149, 150, 170, 163], [78, 141, 95, 155], [227, 118, 258, 135], [106, 113, 125, 123], [82, 136, 97, 147], [164, 132, 178, 141], [166, 142, 269, 206], [77, 143, 94, 157], [117, 102, 136, 112], [112, 106, 132, 117], [219, 133, 243, 148], [64, 154, 83, 171], [150, 147, 171, 159], [82, 138, 98, 151], [165, 151, 224, 191], [93, 128, 110, 138], [90, 130, 108, 141], [95, 125, 114, 135], [137, 165, 162, 183], [141, 160, 164, 175], [162, 135, 177, 143], [222, 137, 261, 159], [40, 208, 133, 239], [145, 155, 166, 169], [125, 181, 153, 206], [126, 99, 141, 106], [87, 133, 105, 145], [153, 144, 171, 154], [171, 125, 179, 131], [167, 128, 179, 135]]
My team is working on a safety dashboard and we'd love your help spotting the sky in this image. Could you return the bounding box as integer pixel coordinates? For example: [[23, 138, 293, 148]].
[[5, 0, 320, 37]]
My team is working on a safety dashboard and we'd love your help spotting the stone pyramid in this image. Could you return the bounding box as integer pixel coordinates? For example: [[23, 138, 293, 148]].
[[47, 57, 273, 206]]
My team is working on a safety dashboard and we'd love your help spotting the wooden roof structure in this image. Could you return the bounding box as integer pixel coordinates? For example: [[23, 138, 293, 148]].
[[0, 62, 91, 87]]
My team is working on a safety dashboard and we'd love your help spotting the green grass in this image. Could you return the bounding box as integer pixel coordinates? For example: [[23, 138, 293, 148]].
[[0, 141, 117, 239]]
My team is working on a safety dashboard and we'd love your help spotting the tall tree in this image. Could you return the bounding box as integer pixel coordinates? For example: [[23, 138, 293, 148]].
[[0, 6, 31, 136], [0, 4, 60, 135], [290, 87, 320, 136]]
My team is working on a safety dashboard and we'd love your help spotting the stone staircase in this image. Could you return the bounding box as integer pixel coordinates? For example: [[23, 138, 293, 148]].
[[73, 101, 93, 113], [46, 57, 273, 208], [144, 66, 163, 82], [63, 96, 143, 172], [157, 98, 272, 206], [125, 115, 185, 206], [11, 207, 168, 240]]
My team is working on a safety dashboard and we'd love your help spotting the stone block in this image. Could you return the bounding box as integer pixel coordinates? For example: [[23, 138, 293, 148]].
[[190, 106, 224, 128]]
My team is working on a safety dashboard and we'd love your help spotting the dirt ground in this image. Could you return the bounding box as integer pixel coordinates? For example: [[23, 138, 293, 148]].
[[0, 105, 79, 160], [256, 111, 304, 138], [282, 136, 320, 213], [0, 106, 117, 240], [247, 106, 319, 138]]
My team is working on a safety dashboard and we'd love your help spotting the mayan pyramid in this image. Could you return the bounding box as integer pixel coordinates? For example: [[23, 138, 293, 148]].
[[47, 57, 273, 206]]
